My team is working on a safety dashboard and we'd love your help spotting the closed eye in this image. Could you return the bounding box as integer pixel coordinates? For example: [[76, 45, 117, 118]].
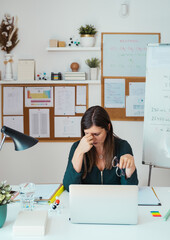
[[93, 133, 100, 136]]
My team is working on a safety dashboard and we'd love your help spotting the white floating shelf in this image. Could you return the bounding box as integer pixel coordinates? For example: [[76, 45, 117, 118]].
[[46, 47, 101, 52], [0, 80, 101, 85]]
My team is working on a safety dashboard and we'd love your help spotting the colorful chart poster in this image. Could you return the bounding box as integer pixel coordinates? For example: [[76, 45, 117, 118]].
[[25, 87, 53, 107]]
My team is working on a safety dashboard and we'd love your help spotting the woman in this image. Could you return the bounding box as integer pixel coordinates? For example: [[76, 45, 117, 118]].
[[63, 106, 138, 191]]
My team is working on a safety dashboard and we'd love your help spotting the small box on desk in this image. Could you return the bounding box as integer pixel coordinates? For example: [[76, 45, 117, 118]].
[[13, 210, 48, 236], [18, 59, 35, 81]]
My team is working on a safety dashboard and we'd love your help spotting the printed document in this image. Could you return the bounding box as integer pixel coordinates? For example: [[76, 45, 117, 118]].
[[55, 87, 75, 115], [29, 109, 50, 138], [3, 87, 23, 115], [104, 78, 125, 108], [55, 117, 81, 137]]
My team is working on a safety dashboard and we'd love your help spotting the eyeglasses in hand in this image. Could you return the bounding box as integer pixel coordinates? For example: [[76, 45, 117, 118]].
[[112, 156, 125, 177]]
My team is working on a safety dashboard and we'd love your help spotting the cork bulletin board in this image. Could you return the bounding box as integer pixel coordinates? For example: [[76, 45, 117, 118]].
[[1, 83, 88, 142], [101, 32, 161, 121]]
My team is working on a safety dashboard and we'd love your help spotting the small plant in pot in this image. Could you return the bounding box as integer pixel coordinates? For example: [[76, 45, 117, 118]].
[[85, 57, 100, 80], [78, 24, 97, 47], [0, 181, 12, 228]]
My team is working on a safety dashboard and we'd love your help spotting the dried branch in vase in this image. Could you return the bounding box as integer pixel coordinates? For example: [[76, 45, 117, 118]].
[[0, 14, 19, 54]]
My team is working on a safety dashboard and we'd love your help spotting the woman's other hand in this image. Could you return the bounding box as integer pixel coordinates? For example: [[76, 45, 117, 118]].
[[117, 154, 136, 178]]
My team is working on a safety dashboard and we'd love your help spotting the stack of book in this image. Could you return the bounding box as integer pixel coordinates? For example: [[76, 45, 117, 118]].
[[64, 72, 86, 80]]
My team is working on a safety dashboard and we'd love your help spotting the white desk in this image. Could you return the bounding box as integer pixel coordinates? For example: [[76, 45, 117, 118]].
[[1, 187, 170, 240]]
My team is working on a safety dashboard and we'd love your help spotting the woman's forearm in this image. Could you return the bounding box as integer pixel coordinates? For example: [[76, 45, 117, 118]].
[[71, 147, 84, 173]]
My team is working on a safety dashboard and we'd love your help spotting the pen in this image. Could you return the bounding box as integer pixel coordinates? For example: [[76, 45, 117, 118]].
[[35, 200, 49, 205], [163, 209, 170, 221]]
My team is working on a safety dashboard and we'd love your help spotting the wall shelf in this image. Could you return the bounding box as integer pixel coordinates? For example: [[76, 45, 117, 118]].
[[46, 47, 101, 52], [0, 80, 101, 85]]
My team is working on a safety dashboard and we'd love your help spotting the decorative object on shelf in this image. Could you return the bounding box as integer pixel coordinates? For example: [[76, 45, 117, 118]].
[[70, 62, 79, 72], [18, 59, 35, 81], [68, 36, 80, 47], [78, 24, 97, 47], [49, 39, 58, 47], [51, 72, 62, 80], [85, 57, 100, 80], [58, 41, 66, 47], [37, 72, 48, 81], [0, 14, 19, 81], [0, 181, 12, 228], [4, 53, 14, 80]]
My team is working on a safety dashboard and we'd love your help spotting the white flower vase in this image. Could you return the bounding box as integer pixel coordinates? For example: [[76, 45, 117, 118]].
[[90, 68, 98, 80], [4, 54, 14, 81]]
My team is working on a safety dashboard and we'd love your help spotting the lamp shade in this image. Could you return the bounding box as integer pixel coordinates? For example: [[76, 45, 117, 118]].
[[1, 126, 38, 151]]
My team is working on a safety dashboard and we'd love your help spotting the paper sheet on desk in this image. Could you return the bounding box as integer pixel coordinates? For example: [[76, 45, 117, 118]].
[[138, 187, 161, 206], [14, 184, 60, 201]]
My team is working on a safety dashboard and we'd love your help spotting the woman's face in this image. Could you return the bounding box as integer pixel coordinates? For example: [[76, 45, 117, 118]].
[[84, 125, 107, 147]]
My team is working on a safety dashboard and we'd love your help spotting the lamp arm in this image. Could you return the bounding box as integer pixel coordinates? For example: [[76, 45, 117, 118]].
[[0, 135, 6, 150]]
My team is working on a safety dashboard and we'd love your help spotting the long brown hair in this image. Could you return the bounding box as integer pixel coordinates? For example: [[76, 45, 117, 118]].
[[81, 106, 115, 178]]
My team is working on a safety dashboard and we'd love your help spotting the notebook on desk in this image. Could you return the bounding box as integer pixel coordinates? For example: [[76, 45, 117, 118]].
[[13, 210, 48, 236], [69, 184, 138, 225]]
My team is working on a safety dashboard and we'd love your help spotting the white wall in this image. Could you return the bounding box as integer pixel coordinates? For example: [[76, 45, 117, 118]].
[[0, 0, 170, 186]]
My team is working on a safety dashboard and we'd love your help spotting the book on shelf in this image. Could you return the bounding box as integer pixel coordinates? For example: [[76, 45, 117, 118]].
[[65, 72, 86, 76], [64, 72, 86, 80], [65, 76, 86, 80], [65, 71, 85, 74]]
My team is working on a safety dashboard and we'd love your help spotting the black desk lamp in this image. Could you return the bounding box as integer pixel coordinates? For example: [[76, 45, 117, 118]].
[[0, 126, 38, 151]]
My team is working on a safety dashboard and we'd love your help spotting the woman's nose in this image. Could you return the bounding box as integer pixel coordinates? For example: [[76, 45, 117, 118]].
[[92, 135, 96, 140]]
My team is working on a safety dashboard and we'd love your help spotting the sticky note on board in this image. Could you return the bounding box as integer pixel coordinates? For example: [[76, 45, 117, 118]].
[[150, 211, 162, 217]]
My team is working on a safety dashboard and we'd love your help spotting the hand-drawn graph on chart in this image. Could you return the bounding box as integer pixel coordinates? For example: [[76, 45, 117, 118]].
[[25, 87, 53, 107]]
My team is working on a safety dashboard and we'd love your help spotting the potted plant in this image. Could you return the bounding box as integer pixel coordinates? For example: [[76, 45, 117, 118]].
[[85, 57, 100, 80], [78, 24, 97, 47], [0, 181, 12, 228], [0, 14, 19, 80]]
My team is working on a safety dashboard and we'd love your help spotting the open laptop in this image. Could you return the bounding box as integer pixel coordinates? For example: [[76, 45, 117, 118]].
[[69, 184, 138, 225]]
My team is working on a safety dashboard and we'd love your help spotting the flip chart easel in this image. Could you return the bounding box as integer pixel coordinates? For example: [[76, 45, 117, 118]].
[[142, 44, 170, 185]]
